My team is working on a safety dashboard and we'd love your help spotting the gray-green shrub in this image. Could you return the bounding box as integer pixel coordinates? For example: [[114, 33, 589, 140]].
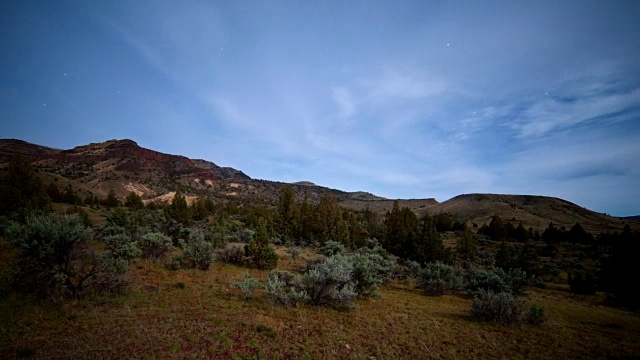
[[301, 255, 357, 309], [264, 270, 308, 307], [321, 241, 347, 257], [466, 267, 528, 295], [231, 272, 262, 300], [179, 237, 214, 270], [470, 289, 527, 325], [350, 249, 396, 297], [104, 233, 140, 261], [419, 261, 464, 295], [138, 232, 173, 263], [5, 214, 130, 298]]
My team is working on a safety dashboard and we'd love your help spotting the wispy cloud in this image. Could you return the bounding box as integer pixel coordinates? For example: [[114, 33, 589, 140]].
[[511, 80, 640, 139]]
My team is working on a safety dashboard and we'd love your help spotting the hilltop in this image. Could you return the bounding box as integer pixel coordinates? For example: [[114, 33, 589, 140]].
[[0, 138, 635, 234]]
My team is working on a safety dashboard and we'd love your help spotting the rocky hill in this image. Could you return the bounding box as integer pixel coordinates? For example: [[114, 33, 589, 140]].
[[1, 138, 635, 234]]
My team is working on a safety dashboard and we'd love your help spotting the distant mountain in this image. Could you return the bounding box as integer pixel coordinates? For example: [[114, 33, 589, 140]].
[[620, 215, 640, 221], [0, 138, 635, 234], [427, 193, 633, 234]]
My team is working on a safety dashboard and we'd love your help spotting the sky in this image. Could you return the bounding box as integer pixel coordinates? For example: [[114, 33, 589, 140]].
[[1, 1, 639, 216]]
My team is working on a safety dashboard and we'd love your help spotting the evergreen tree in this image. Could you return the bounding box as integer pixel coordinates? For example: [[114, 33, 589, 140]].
[[104, 189, 121, 208], [382, 202, 418, 259], [314, 191, 340, 244], [566, 222, 593, 244], [0, 155, 51, 217], [414, 214, 450, 264], [276, 185, 298, 242], [124, 191, 144, 209], [166, 191, 191, 225], [456, 231, 478, 262]]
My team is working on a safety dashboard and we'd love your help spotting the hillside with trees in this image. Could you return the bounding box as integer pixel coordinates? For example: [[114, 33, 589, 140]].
[[1, 140, 640, 358]]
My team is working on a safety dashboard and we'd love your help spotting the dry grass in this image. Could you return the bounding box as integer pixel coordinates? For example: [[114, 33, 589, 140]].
[[1, 249, 639, 359]]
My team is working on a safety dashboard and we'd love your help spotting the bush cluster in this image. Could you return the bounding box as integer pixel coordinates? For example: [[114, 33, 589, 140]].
[[138, 232, 173, 263], [471, 289, 527, 325], [466, 267, 528, 295], [419, 262, 464, 295], [231, 272, 262, 300], [470, 289, 546, 326], [264, 270, 309, 307], [244, 240, 278, 270], [179, 229, 214, 270], [5, 214, 132, 298], [216, 246, 244, 264]]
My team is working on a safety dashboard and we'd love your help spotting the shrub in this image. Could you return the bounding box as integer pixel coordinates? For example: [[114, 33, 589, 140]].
[[525, 303, 547, 325], [164, 255, 183, 271], [466, 267, 528, 295], [287, 246, 301, 260], [321, 241, 347, 257], [301, 255, 357, 309], [471, 289, 527, 325], [179, 238, 214, 270], [231, 272, 262, 300], [216, 246, 244, 264], [264, 270, 308, 307], [138, 232, 173, 263], [5, 214, 130, 298], [350, 250, 396, 297], [568, 271, 597, 295], [419, 261, 464, 295], [245, 240, 278, 270], [104, 233, 140, 261]]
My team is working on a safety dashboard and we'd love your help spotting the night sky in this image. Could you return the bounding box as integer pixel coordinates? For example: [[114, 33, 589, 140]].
[[1, 1, 639, 215]]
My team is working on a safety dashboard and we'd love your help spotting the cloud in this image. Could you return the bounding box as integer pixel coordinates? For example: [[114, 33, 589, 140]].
[[331, 87, 356, 118], [511, 81, 640, 139]]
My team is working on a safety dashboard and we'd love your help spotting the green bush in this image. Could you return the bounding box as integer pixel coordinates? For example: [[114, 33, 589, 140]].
[[5, 214, 130, 298], [470, 289, 527, 325], [216, 246, 244, 264], [321, 241, 347, 257], [164, 255, 183, 271], [264, 270, 308, 307], [301, 255, 357, 309], [525, 303, 547, 325], [419, 261, 464, 295], [231, 272, 262, 300], [138, 232, 173, 263], [350, 249, 396, 297], [179, 236, 214, 270], [104, 233, 140, 261], [466, 267, 528, 295], [244, 240, 278, 270]]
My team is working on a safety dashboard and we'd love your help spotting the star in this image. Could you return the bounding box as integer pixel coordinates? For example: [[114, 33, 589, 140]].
[[63, 73, 67, 76], [43, 103, 46, 106], [446, 43, 450, 47]]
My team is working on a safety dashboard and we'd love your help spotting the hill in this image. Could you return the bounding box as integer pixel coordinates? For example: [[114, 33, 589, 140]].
[[428, 193, 634, 234], [0, 138, 634, 234]]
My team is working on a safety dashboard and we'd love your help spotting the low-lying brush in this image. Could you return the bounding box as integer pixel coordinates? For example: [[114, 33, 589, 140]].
[[471, 289, 527, 325], [419, 261, 464, 295]]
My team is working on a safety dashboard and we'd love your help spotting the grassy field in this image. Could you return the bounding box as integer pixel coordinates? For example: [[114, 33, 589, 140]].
[[1, 246, 639, 359]]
